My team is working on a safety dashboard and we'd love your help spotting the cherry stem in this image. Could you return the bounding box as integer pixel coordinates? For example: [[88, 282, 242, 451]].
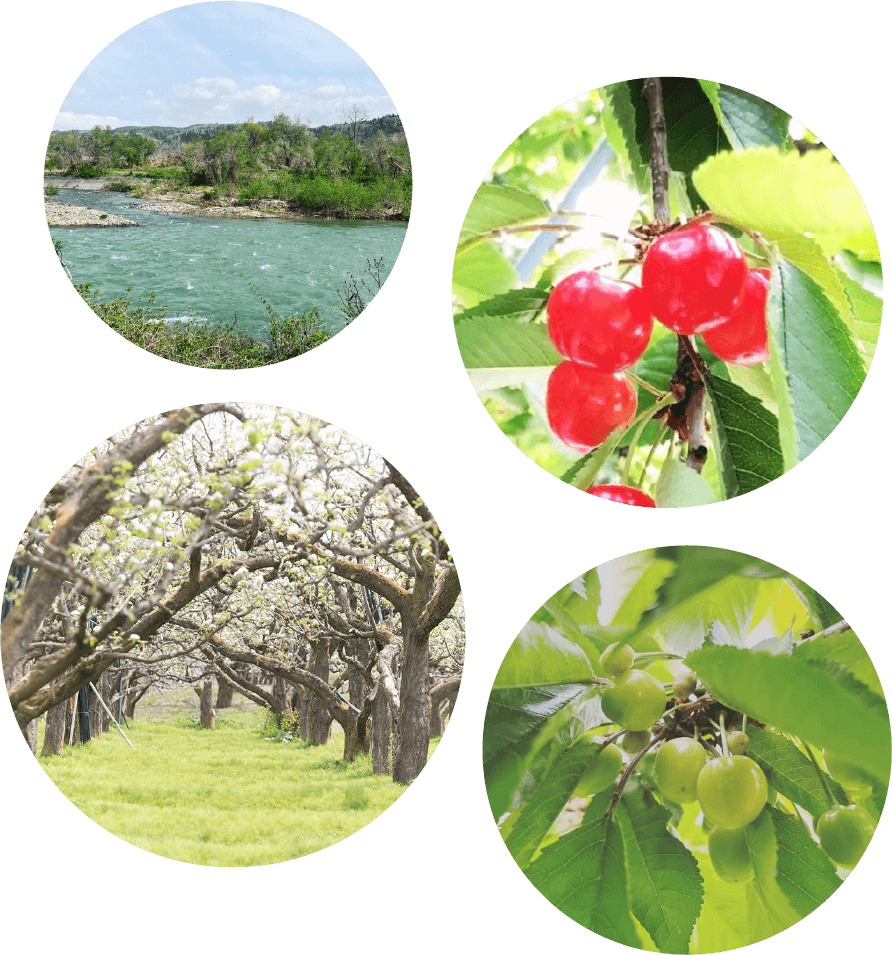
[[638, 432, 666, 490], [625, 371, 664, 397], [604, 725, 668, 818], [742, 714, 748, 734], [679, 727, 722, 756], [623, 414, 652, 485], [719, 712, 729, 757], [635, 651, 685, 664]]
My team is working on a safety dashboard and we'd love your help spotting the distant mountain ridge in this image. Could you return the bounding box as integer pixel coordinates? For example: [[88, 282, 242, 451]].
[[51, 114, 404, 149]]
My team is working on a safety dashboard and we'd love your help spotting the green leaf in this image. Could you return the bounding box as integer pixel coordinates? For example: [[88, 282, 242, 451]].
[[453, 247, 516, 307], [693, 148, 879, 258], [745, 727, 847, 818], [792, 630, 882, 697], [483, 684, 585, 764], [494, 622, 594, 688], [505, 738, 603, 868], [455, 289, 561, 380], [838, 270, 882, 363], [560, 426, 627, 489], [456, 287, 550, 323], [747, 807, 841, 924], [602, 81, 649, 193], [525, 814, 641, 948], [773, 234, 853, 325], [767, 256, 866, 468], [713, 84, 791, 151], [458, 183, 550, 246], [485, 745, 529, 819], [705, 374, 784, 498], [784, 578, 843, 631], [685, 645, 891, 782], [616, 789, 704, 953], [455, 316, 561, 369], [610, 558, 675, 629]]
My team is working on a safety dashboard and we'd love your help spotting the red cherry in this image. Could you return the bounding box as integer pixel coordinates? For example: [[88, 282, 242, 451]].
[[586, 485, 656, 507], [641, 224, 747, 335], [701, 269, 770, 365], [547, 271, 653, 372], [546, 361, 637, 451]]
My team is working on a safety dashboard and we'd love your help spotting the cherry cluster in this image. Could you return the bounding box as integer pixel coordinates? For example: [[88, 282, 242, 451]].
[[544, 223, 770, 504]]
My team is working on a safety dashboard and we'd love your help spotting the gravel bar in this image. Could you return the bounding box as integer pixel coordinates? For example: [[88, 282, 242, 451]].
[[46, 200, 139, 227]]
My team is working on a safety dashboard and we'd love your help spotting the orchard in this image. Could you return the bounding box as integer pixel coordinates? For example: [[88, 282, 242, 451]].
[[483, 547, 889, 953], [454, 78, 879, 506]]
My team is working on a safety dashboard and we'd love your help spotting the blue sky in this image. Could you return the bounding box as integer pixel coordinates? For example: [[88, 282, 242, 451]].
[[55, 2, 395, 130]]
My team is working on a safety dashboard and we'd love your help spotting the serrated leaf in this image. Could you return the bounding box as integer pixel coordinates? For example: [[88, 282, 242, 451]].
[[747, 807, 842, 923], [745, 727, 847, 818], [685, 645, 891, 781], [784, 577, 843, 631], [705, 374, 784, 498], [525, 814, 641, 948], [767, 257, 866, 468], [456, 287, 551, 323], [455, 316, 561, 369], [453, 241, 517, 308], [483, 684, 585, 764], [773, 234, 853, 324], [560, 426, 627, 489], [837, 270, 882, 363], [494, 621, 593, 688], [714, 84, 791, 151], [458, 182, 550, 246], [693, 148, 878, 258], [602, 81, 649, 193], [792, 630, 882, 697], [617, 789, 704, 954], [505, 738, 603, 868], [610, 558, 675, 629]]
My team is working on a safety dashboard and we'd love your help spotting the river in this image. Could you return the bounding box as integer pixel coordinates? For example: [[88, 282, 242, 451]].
[[47, 181, 407, 340]]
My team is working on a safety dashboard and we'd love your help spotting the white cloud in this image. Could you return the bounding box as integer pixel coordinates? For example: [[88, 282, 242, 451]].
[[144, 76, 394, 127], [53, 110, 142, 131]]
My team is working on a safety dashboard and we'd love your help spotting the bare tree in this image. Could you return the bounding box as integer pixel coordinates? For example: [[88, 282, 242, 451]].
[[341, 104, 370, 147]]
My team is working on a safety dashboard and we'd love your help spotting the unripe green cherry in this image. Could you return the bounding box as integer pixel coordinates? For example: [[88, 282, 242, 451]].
[[673, 672, 697, 699], [708, 827, 755, 883], [727, 731, 750, 755], [601, 668, 667, 731], [600, 642, 635, 675], [696, 756, 768, 829], [622, 730, 652, 754], [816, 805, 875, 869], [655, 738, 708, 804], [823, 749, 874, 790], [572, 743, 624, 797]]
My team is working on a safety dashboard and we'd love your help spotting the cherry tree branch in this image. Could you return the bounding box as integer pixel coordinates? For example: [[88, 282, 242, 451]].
[[641, 79, 710, 475]]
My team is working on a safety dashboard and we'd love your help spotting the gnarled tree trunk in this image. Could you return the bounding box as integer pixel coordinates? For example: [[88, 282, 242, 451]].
[[42, 698, 68, 756], [371, 692, 393, 775], [306, 639, 332, 746], [199, 679, 215, 729]]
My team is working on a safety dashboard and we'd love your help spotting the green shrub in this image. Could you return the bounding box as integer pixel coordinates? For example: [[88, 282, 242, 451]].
[[44, 184, 60, 197]]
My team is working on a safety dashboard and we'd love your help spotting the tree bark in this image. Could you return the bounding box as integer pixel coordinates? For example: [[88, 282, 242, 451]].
[[5, 658, 37, 754], [371, 690, 393, 775], [271, 674, 293, 726], [199, 679, 215, 729], [306, 639, 332, 745], [42, 698, 68, 755], [216, 676, 234, 709]]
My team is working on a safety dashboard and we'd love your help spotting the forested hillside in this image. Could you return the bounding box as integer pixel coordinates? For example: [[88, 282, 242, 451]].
[[50, 114, 404, 151]]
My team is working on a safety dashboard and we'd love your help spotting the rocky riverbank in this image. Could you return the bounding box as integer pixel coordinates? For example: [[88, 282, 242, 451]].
[[45, 176, 406, 222], [136, 196, 276, 219], [113, 180, 404, 221], [44, 176, 404, 225], [45, 199, 138, 227]]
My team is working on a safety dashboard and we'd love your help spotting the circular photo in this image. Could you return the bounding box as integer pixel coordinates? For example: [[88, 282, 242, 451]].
[[482, 546, 889, 951], [453, 78, 881, 506], [45, 2, 411, 368], [2, 403, 462, 865]]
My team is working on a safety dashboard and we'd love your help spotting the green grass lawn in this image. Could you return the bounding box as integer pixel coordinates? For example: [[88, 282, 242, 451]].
[[38, 699, 436, 866]]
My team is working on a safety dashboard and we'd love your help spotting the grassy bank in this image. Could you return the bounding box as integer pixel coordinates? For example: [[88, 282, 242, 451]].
[[52, 167, 409, 220], [58, 239, 386, 368], [38, 703, 435, 866], [71, 170, 410, 220]]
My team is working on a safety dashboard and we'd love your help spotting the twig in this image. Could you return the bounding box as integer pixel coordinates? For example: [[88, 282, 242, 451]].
[[605, 726, 668, 817], [801, 620, 852, 642], [642, 78, 671, 225], [641, 78, 710, 475]]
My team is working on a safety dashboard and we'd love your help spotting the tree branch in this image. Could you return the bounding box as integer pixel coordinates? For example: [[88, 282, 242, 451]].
[[643, 77, 671, 225], [641, 85, 710, 476]]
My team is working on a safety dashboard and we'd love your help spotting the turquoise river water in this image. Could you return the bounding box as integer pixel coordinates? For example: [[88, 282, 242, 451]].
[[48, 184, 407, 340]]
